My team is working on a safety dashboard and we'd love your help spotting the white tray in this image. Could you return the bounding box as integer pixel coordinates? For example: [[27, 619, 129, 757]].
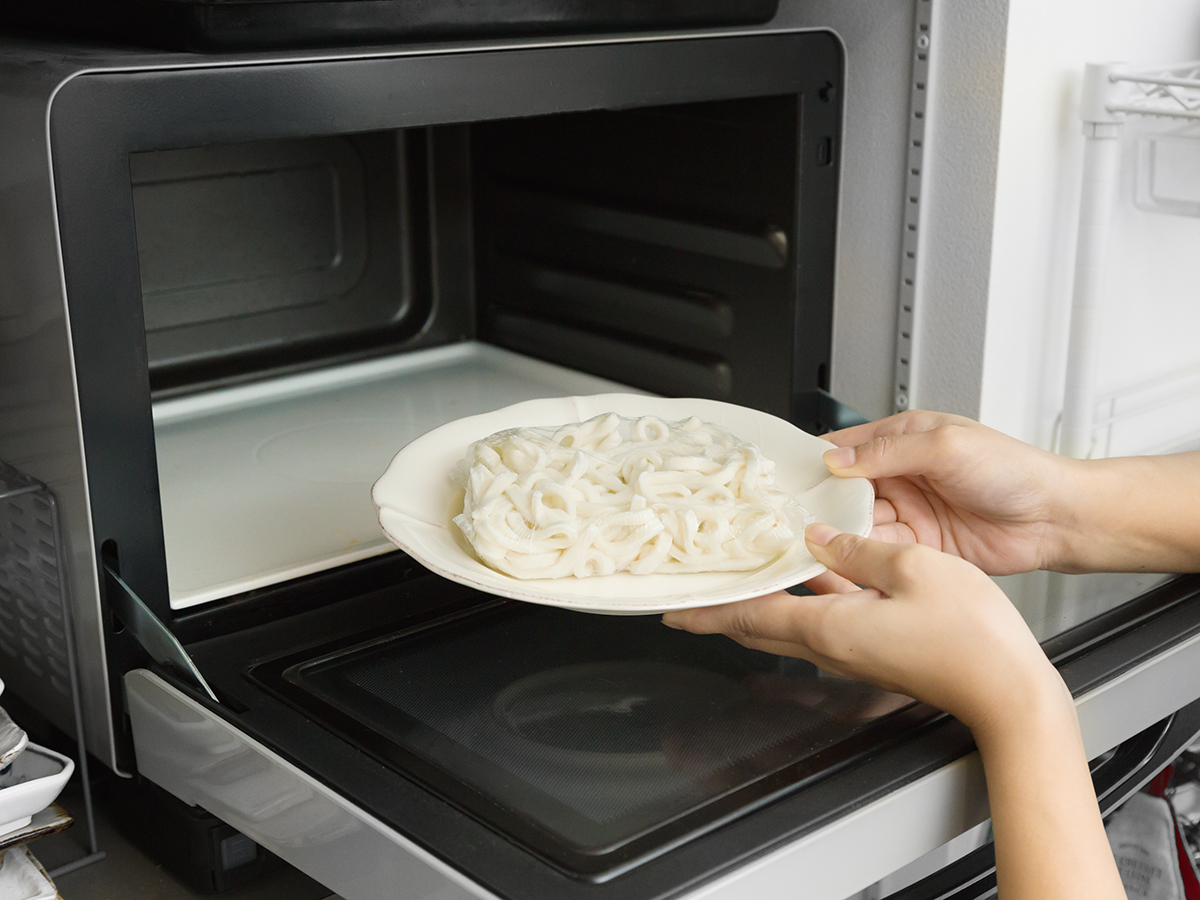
[[153, 343, 637, 609]]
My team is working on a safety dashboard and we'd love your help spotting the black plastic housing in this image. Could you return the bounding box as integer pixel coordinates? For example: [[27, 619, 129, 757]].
[[0, 0, 779, 52]]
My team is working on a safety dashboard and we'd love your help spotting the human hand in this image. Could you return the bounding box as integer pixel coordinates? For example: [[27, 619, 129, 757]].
[[815, 410, 1073, 578], [663, 523, 1063, 734]]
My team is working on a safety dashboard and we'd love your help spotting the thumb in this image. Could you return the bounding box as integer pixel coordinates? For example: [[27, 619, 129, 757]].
[[806, 523, 921, 595], [823, 427, 957, 480]]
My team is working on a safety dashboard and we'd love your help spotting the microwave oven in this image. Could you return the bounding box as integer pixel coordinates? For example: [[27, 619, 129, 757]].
[[3, 18, 1200, 900]]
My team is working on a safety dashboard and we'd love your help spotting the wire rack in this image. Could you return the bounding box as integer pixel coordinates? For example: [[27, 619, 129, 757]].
[[1060, 60, 1200, 459], [0, 461, 105, 876], [1108, 62, 1200, 122]]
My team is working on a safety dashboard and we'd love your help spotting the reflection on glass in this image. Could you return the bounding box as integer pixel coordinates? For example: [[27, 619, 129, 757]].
[[1001, 570, 1173, 642], [289, 604, 914, 855]]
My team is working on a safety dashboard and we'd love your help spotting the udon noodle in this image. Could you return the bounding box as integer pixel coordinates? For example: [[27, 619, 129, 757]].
[[452, 413, 811, 579]]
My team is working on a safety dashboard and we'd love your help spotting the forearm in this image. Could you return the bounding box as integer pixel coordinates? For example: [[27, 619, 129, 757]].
[[972, 672, 1124, 900], [1049, 451, 1200, 574]]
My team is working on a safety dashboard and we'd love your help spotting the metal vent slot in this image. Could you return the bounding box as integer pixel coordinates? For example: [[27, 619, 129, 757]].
[[491, 185, 788, 270], [488, 255, 733, 346], [489, 313, 732, 399], [470, 95, 819, 418]]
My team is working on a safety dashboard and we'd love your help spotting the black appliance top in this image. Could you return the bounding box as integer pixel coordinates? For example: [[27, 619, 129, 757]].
[[0, 0, 780, 52]]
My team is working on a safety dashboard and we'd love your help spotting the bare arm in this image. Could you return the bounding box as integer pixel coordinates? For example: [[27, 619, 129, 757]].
[[663, 525, 1125, 900], [975, 678, 1119, 900], [819, 410, 1200, 576], [1052, 452, 1200, 573]]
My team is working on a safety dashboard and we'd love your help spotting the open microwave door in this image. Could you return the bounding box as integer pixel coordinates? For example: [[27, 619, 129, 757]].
[[124, 570, 1200, 900]]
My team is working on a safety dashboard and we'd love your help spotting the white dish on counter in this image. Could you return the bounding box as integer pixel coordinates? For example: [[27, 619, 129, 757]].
[[373, 394, 874, 615], [0, 743, 74, 836]]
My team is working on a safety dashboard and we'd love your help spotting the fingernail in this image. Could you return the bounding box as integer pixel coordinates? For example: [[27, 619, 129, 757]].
[[824, 446, 856, 470], [805, 522, 840, 547], [661, 614, 684, 630]]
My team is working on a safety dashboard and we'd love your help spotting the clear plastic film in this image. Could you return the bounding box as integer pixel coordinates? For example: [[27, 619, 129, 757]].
[[452, 413, 812, 579]]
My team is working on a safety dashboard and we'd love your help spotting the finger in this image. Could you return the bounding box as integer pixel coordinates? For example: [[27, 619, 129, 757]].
[[824, 419, 972, 481], [711, 589, 883, 681], [821, 415, 907, 448], [663, 590, 838, 644], [805, 523, 928, 594], [869, 521, 919, 545], [663, 591, 796, 637], [803, 569, 860, 595], [873, 497, 898, 525], [874, 476, 945, 548], [821, 410, 953, 450], [663, 590, 890, 684], [727, 636, 852, 677]]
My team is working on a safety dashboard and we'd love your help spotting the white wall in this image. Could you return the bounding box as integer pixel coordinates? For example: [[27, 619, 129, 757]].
[[957, 0, 1200, 637], [978, 0, 1200, 449]]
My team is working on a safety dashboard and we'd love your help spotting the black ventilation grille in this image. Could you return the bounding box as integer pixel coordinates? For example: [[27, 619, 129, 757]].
[[472, 95, 815, 418], [489, 312, 732, 399]]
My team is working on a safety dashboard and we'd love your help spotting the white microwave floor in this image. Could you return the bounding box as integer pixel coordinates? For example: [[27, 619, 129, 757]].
[[153, 342, 636, 611]]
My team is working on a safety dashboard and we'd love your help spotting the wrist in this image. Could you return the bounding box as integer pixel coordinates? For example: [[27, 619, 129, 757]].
[[1027, 453, 1094, 573], [1044, 454, 1193, 574], [1038, 454, 1131, 574], [968, 658, 1073, 752]]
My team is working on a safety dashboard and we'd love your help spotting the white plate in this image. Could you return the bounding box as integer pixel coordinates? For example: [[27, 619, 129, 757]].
[[0, 743, 73, 836], [372, 394, 874, 614]]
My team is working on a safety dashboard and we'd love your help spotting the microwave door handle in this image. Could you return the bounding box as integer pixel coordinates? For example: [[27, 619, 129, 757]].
[[102, 563, 219, 704], [884, 696, 1200, 900]]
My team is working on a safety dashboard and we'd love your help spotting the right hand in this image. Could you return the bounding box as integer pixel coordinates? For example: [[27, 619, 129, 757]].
[[815, 410, 1071, 577]]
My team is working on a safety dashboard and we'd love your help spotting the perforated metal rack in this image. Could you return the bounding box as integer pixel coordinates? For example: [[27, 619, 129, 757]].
[[0, 460, 104, 876]]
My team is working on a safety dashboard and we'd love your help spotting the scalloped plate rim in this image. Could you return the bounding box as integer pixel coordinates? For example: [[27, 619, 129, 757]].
[[371, 394, 874, 615]]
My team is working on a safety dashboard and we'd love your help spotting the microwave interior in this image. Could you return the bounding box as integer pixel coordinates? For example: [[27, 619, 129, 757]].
[[53, 33, 957, 893], [137, 94, 838, 615]]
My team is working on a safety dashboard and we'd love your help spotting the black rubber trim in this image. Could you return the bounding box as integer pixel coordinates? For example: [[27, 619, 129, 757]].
[[1054, 574, 1200, 697]]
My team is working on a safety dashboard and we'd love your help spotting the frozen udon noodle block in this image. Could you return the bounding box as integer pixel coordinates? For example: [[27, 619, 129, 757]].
[[452, 413, 813, 579]]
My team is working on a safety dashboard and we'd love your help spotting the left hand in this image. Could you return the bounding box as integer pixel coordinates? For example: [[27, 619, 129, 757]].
[[662, 523, 1060, 733]]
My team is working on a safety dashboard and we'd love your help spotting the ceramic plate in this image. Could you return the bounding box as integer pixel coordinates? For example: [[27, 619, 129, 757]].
[[372, 394, 873, 614], [0, 743, 73, 836]]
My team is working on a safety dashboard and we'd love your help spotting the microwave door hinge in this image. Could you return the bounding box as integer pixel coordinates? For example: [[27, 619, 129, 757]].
[[102, 563, 219, 704]]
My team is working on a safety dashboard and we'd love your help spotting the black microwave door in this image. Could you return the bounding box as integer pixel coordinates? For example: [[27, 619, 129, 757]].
[[165, 571, 1200, 900], [891, 695, 1200, 900]]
